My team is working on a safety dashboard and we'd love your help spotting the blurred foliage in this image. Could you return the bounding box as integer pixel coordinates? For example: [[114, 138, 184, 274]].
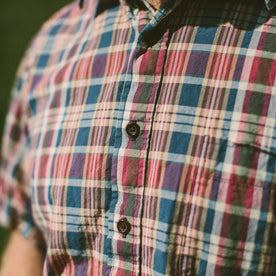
[[0, 0, 72, 260]]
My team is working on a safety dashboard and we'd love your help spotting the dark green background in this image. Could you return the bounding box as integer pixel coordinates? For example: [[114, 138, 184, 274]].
[[0, 0, 71, 260]]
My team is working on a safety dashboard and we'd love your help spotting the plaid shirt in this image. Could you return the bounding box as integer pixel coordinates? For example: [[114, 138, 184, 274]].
[[0, 0, 276, 274]]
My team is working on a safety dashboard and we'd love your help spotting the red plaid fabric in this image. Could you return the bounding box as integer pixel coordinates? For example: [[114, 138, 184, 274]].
[[0, 0, 276, 274]]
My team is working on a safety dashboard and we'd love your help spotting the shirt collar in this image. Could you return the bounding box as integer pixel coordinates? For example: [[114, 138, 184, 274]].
[[121, 0, 275, 50], [89, 0, 276, 12], [133, 0, 182, 49], [124, 0, 276, 10]]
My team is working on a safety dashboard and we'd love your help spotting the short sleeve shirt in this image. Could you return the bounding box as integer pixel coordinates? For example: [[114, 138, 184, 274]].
[[0, 0, 276, 274]]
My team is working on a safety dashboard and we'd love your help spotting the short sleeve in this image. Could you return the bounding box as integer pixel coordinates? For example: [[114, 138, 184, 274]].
[[0, 51, 45, 251]]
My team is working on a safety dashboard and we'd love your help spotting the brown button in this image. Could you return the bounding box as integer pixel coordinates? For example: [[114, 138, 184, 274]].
[[126, 122, 140, 139], [117, 218, 131, 236]]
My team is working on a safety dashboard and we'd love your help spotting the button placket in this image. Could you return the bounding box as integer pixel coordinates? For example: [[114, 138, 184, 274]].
[[110, 12, 171, 272]]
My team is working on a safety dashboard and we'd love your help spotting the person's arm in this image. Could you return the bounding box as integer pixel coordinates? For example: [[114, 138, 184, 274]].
[[0, 231, 45, 276]]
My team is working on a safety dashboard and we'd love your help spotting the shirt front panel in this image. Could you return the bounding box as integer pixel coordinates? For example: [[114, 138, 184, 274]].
[[29, 3, 141, 274], [141, 1, 276, 274], [0, 0, 275, 275]]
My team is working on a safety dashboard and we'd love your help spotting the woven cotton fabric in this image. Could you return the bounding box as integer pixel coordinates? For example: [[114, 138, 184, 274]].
[[0, 0, 276, 274]]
